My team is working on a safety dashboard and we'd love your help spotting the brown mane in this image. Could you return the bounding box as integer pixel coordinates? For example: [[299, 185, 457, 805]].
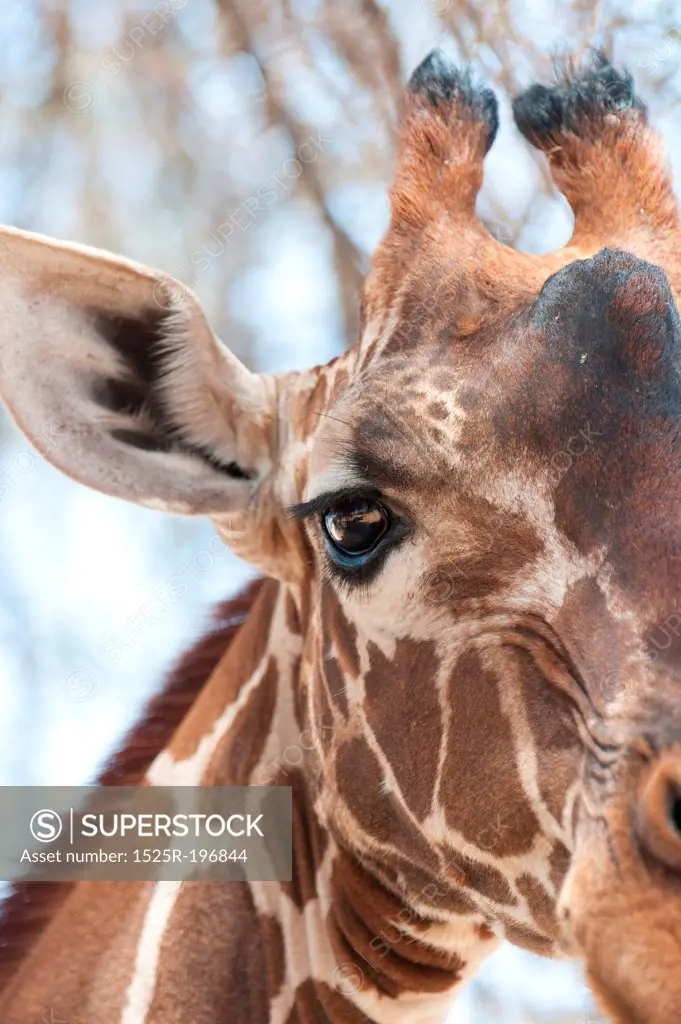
[[0, 577, 264, 989]]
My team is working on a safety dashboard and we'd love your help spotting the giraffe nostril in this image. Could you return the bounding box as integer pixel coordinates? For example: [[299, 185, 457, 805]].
[[670, 786, 681, 838], [637, 753, 681, 871]]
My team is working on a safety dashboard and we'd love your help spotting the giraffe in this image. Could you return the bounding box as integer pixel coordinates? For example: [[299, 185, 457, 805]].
[[0, 47, 680, 1023]]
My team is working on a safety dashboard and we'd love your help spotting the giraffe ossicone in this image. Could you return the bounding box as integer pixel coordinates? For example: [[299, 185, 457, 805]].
[[1, 48, 681, 1024]]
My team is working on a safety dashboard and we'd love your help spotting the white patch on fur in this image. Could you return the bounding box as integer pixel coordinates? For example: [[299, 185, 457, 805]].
[[120, 884, 181, 1024], [146, 656, 268, 786]]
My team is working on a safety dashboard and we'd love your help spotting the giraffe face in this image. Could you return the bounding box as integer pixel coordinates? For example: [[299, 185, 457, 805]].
[[270, 60, 681, 1016], [285, 246, 681, 997]]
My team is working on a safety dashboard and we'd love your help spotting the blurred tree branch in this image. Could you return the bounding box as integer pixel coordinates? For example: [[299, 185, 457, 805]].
[[0, 0, 678, 369]]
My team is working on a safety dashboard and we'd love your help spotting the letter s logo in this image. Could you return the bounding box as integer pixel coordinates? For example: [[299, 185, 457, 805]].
[[30, 809, 63, 843]]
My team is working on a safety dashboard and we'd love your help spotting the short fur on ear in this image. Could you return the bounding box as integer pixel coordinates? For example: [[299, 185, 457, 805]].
[[0, 226, 275, 515]]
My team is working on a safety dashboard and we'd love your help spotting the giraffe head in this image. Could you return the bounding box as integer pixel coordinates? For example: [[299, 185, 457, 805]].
[[2, 50, 681, 1022]]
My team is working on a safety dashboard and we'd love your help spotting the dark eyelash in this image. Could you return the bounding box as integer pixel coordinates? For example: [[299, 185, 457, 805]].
[[285, 485, 383, 521]]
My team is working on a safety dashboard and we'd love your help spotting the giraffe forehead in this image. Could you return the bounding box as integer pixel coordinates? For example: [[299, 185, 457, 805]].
[[306, 350, 495, 498]]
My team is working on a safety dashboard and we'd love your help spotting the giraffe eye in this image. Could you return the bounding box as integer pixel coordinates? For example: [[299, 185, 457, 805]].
[[323, 497, 390, 561]]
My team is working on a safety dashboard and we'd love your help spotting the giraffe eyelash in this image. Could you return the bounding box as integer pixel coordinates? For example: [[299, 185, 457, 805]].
[[285, 485, 384, 521]]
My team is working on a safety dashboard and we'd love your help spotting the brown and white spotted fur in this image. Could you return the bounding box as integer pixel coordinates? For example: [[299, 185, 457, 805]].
[[1, 50, 681, 1024]]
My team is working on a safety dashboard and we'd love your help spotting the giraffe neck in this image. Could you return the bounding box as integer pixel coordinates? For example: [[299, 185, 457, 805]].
[[0, 578, 539, 1023], [140, 578, 495, 1023]]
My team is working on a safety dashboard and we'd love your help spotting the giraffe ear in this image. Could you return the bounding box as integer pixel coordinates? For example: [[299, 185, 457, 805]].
[[0, 226, 275, 515]]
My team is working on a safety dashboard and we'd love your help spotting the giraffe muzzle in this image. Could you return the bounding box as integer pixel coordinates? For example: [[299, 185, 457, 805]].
[[558, 744, 681, 1024]]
